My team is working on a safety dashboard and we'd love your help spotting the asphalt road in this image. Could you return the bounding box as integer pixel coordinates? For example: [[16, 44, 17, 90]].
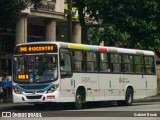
[[0, 102, 160, 120]]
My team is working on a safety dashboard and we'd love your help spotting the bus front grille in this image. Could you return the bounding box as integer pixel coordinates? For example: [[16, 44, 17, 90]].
[[26, 95, 42, 99]]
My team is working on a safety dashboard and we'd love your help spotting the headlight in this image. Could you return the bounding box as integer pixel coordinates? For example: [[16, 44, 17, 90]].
[[13, 86, 22, 94], [47, 86, 56, 93], [47, 85, 59, 93]]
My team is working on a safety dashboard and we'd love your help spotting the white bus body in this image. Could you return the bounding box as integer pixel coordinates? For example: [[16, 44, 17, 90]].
[[12, 42, 157, 108]]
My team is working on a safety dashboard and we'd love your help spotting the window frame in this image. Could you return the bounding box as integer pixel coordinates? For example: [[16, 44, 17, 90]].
[[85, 51, 98, 72], [144, 56, 156, 75], [122, 54, 134, 73], [72, 50, 83, 72], [99, 52, 110, 73], [110, 53, 123, 73], [134, 55, 145, 74]]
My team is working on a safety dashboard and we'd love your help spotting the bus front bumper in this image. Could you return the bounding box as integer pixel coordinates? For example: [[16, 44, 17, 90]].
[[13, 91, 60, 103]]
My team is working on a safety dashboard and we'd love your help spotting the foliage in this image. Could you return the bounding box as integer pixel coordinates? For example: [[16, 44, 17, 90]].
[[99, 0, 160, 53], [88, 26, 102, 45], [76, 0, 160, 54]]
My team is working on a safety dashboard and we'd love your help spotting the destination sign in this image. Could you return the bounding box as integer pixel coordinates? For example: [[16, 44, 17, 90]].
[[15, 44, 57, 54], [17, 74, 29, 80]]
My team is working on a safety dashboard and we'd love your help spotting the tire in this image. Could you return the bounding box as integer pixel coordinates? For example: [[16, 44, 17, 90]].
[[75, 91, 83, 109], [117, 88, 133, 106], [125, 88, 133, 106]]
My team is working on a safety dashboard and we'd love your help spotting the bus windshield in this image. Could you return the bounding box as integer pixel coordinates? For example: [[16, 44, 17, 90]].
[[13, 55, 58, 83]]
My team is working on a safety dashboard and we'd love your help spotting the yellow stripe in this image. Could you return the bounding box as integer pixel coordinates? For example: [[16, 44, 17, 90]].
[[69, 44, 90, 50]]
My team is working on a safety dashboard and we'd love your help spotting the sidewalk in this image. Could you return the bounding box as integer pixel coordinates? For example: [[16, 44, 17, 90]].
[[134, 95, 160, 103]]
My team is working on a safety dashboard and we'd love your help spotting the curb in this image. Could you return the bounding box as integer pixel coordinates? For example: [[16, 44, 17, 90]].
[[134, 97, 160, 103]]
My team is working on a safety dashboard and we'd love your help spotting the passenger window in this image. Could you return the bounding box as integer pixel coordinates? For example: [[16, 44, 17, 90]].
[[73, 51, 83, 71], [110, 54, 122, 72], [123, 55, 134, 73], [86, 52, 97, 72], [100, 53, 110, 72], [145, 56, 155, 74], [134, 56, 144, 73]]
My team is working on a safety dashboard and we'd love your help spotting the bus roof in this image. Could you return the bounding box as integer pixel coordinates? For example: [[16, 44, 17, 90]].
[[59, 42, 155, 56], [16, 42, 155, 56]]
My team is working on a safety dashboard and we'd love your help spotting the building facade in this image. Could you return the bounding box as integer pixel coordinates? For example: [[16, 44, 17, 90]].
[[0, 0, 81, 77]]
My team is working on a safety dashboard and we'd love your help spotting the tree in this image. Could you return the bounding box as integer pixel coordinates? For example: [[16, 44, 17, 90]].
[[0, 0, 41, 25], [98, 0, 160, 53], [74, 0, 88, 44], [74, 0, 101, 44], [75, 0, 160, 54]]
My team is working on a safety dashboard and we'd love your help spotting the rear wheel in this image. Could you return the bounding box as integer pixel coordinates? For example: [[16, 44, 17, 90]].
[[125, 88, 133, 106], [75, 91, 83, 109], [117, 88, 133, 106]]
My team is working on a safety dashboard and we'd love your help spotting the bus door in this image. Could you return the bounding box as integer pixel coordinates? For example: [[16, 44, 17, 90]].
[[59, 49, 74, 102]]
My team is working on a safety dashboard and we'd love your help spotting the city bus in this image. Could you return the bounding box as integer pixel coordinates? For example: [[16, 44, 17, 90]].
[[12, 42, 157, 109]]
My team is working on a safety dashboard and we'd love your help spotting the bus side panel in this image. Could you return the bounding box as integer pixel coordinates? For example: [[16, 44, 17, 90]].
[[60, 76, 75, 102], [75, 73, 99, 101], [99, 74, 124, 101], [123, 74, 146, 99], [145, 75, 157, 97], [60, 73, 99, 102]]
